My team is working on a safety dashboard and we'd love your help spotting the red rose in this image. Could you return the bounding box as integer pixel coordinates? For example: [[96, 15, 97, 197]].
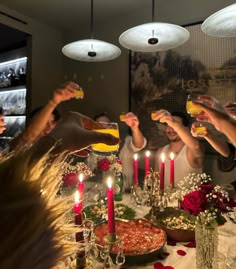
[[63, 172, 78, 187], [211, 191, 230, 212], [199, 184, 213, 194], [181, 190, 207, 216], [97, 159, 111, 171]]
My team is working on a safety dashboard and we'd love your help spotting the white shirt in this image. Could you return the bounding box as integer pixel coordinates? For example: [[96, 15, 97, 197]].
[[157, 144, 202, 188], [119, 136, 147, 190]]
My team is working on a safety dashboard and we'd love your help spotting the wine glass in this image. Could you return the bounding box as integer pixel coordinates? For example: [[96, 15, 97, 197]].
[[91, 122, 120, 156]]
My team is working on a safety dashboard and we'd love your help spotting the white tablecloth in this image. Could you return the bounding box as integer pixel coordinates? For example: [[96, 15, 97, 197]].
[[54, 193, 236, 269], [94, 194, 236, 269]]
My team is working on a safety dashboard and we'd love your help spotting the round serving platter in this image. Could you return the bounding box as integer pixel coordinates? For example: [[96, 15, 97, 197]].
[[94, 218, 167, 265]]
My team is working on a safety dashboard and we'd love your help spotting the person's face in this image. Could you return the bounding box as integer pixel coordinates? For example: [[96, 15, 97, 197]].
[[165, 116, 183, 142], [96, 115, 111, 124], [42, 114, 57, 135]]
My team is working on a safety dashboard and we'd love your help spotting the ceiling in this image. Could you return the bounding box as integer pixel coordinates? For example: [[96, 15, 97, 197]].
[[0, 0, 235, 33], [0, 0, 235, 54]]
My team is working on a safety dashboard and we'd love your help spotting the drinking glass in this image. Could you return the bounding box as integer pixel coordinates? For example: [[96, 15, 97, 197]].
[[74, 87, 84, 99], [186, 94, 203, 116], [192, 122, 207, 135], [91, 122, 119, 155], [119, 112, 126, 122], [151, 111, 157, 121], [225, 244, 236, 269]]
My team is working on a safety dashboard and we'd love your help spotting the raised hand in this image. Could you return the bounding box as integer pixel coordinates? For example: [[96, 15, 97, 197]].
[[48, 111, 119, 152], [122, 112, 140, 130], [224, 102, 236, 119], [192, 101, 229, 131], [52, 81, 81, 105]]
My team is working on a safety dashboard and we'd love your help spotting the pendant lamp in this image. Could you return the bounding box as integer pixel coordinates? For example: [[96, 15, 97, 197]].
[[62, 0, 121, 62], [201, 3, 236, 37], [119, 0, 190, 52]]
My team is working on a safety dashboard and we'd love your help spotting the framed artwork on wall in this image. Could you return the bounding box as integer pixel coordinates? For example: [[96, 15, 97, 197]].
[[130, 22, 236, 150]]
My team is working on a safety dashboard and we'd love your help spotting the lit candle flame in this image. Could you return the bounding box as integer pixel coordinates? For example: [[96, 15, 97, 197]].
[[161, 153, 165, 162], [134, 153, 138, 160], [79, 173, 84, 182], [145, 150, 150, 157], [74, 190, 80, 204], [107, 176, 113, 189], [170, 152, 174, 160]]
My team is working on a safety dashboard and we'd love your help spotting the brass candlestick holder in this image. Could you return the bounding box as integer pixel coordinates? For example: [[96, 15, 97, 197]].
[[143, 170, 169, 213], [100, 233, 125, 268], [130, 184, 146, 205], [74, 213, 86, 269]]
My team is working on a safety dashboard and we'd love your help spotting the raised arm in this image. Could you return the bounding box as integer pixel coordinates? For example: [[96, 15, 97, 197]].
[[191, 123, 230, 157], [154, 109, 204, 169], [10, 81, 80, 151], [193, 101, 236, 147], [122, 112, 146, 148], [156, 110, 203, 156], [29, 111, 119, 160]]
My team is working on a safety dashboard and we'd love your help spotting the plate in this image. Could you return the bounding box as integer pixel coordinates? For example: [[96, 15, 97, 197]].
[[83, 203, 136, 224], [94, 218, 166, 265], [150, 207, 195, 242]]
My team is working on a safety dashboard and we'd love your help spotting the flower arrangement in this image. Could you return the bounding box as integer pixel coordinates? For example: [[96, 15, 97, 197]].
[[97, 154, 122, 174], [171, 173, 235, 226], [62, 162, 93, 187]]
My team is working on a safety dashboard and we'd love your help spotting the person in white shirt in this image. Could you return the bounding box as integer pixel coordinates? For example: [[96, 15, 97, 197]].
[[153, 110, 204, 188]]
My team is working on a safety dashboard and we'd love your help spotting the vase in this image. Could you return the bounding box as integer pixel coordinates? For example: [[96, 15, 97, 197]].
[[195, 220, 218, 269], [114, 172, 123, 201]]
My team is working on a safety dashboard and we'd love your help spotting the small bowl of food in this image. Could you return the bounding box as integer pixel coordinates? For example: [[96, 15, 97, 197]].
[[151, 207, 195, 242]]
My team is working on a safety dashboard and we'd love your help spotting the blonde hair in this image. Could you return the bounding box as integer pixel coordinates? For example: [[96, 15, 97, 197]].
[[0, 148, 80, 269]]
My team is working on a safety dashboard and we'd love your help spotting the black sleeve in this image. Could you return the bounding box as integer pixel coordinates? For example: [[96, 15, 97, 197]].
[[217, 142, 236, 172]]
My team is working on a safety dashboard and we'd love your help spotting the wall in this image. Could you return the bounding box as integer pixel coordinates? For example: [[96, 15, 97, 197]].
[[0, 4, 64, 111], [59, 0, 236, 138]]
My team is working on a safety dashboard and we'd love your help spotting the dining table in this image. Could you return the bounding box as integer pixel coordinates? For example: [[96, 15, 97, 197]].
[[54, 182, 236, 269]]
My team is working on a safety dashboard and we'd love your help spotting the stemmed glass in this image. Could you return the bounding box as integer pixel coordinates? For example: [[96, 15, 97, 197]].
[[91, 122, 120, 156]]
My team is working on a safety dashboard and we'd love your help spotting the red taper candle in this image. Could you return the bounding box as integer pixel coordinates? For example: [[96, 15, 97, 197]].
[[170, 152, 175, 187], [74, 190, 83, 227], [78, 173, 84, 200], [107, 177, 115, 235], [160, 153, 165, 191], [145, 151, 150, 176], [133, 153, 139, 185]]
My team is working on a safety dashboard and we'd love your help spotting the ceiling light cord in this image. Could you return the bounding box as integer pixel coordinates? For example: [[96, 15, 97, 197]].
[[88, 0, 97, 57], [61, 0, 121, 62], [151, 0, 155, 22], [148, 0, 158, 45], [90, 0, 94, 40]]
